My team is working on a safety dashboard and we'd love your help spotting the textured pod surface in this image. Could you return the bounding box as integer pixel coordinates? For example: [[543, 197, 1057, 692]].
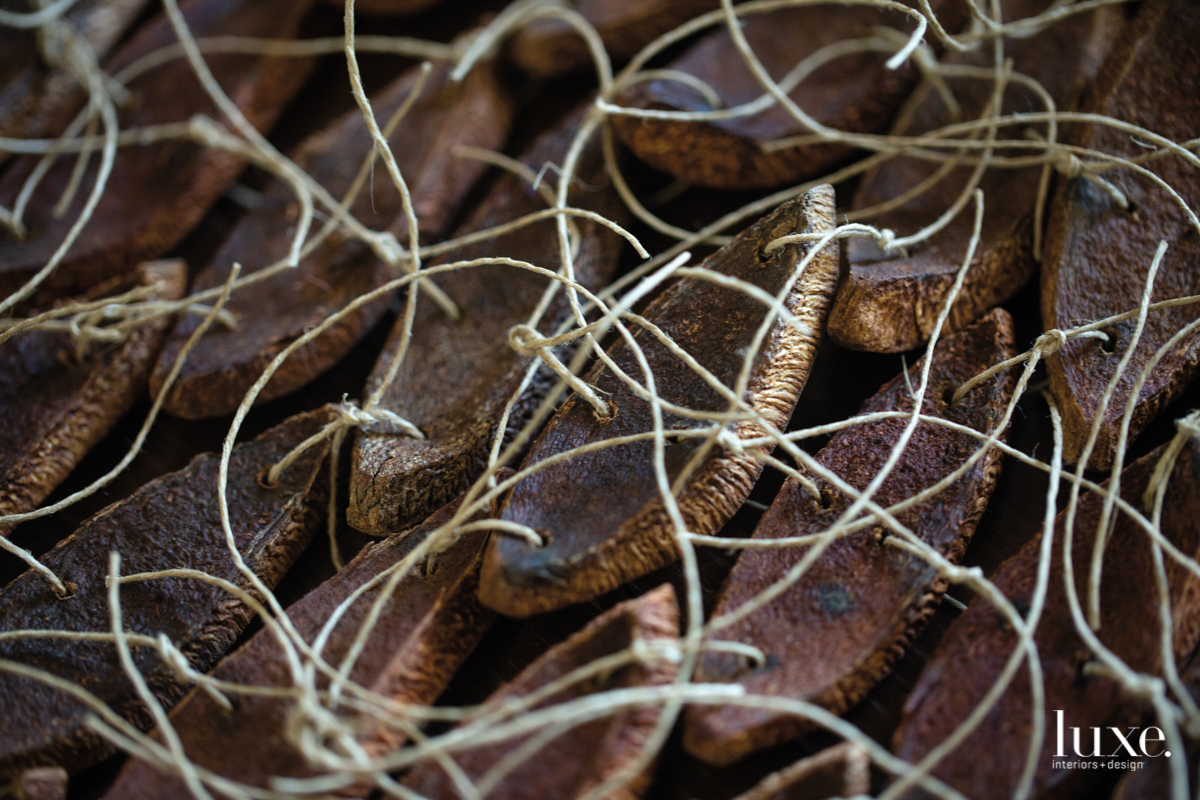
[[0, 0, 318, 300], [478, 185, 839, 618], [729, 742, 870, 800], [150, 49, 513, 419], [348, 104, 627, 535], [1041, 0, 1200, 470], [893, 427, 1200, 800], [828, 0, 1119, 353], [684, 309, 1016, 765], [102, 491, 495, 799], [0, 0, 150, 151], [611, 2, 964, 190], [0, 406, 335, 780], [0, 259, 186, 539], [509, 0, 720, 77], [401, 583, 680, 800], [320, 0, 445, 14]]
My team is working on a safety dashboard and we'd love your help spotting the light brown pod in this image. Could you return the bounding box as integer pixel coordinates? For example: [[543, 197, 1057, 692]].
[[827, 0, 1120, 353], [149, 49, 514, 419], [0, 0, 150, 155], [478, 185, 840, 618], [0, 406, 334, 780], [401, 583, 681, 800], [892, 424, 1200, 800], [101, 491, 495, 799], [611, 2, 966, 190], [509, 0, 720, 77], [0, 0, 318, 301], [1041, 0, 1200, 470], [684, 308, 1017, 765], [0, 259, 186, 539], [731, 742, 870, 800], [347, 104, 627, 535]]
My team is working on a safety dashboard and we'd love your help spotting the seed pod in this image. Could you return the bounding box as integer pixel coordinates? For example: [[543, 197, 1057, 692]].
[[401, 583, 680, 800], [730, 742, 870, 800], [149, 46, 514, 419], [0, 0, 319, 301], [0, 259, 186, 539], [101, 489, 496, 799], [347, 103, 627, 535], [322, 0, 445, 15], [611, 2, 966, 190], [893, 422, 1200, 800], [478, 185, 840, 618], [0, 406, 335, 780], [684, 308, 1016, 765], [1041, 0, 1200, 470], [828, 0, 1120, 353]]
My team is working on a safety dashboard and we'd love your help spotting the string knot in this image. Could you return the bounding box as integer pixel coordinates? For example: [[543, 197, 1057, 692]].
[[1034, 328, 1069, 356], [507, 323, 543, 357], [507, 323, 611, 418], [1052, 152, 1085, 179], [339, 401, 424, 439]]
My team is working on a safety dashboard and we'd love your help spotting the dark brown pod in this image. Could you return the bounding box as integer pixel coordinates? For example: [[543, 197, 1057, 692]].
[[611, 2, 966, 191], [322, 0, 445, 15], [684, 308, 1016, 765], [401, 583, 681, 800], [347, 104, 628, 535], [0, 406, 335, 780], [478, 185, 840, 618], [730, 742, 870, 800], [0, 259, 187, 539], [0, 0, 318, 301], [8, 766, 68, 800], [827, 0, 1120, 353], [0, 0, 150, 153], [892, 424, 1200, 800], [149, 50, 514, 419], [1041, 0, 1200, 470], [509, 0, 720, 78], [101, 490, 496, 799]]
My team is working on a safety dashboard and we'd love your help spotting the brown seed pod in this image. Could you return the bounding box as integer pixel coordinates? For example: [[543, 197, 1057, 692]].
[[0, 0, 319, 301], [400, 583, 681, 800], [508, 0, 721, 77], [0, 259, 187, 539], [100, 490, 496, 799], [610, 1, 966, 190], [827, 0, 1121, 353], [684, 308, 1017, 766], [1041, 0, 1200, 470], [892, 424, 1200, 800], [477, 185, 839, 618], [321, 0, 446, 15], [0, 406, 335, 780], [148, 46, 514, 419], [729, 742, 870, 800], [347, 103, 628, 535]]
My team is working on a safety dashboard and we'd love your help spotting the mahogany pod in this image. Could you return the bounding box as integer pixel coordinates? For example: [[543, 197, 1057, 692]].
[[102, 490, 496, 799], [401, 583, 681, 800], [828, 0, 1120, 353], [0, 259, 187, 539], [684, 308, 1017, 765], [0, 406, 335, 779], [478, 185, 839, 618], [893, 422, 1200, 799], [1042, 0, 1200, 469], [0, 0, 319, 301], [149, 47, 514, 419], [347, 104, 627, 535]]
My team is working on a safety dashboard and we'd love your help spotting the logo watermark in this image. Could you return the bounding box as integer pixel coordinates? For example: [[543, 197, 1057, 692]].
[[1050, 710, 1170, 771]]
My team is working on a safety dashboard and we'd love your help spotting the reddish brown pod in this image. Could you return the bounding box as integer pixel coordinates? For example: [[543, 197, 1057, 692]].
[[0, 407, 334, 780], [0, 0, 318, 301], [893, 424, 1200, 800], [828, 0, 1121, 353], [401, 584, 681, 800], [347, 104, 628, 535], [478, 185, 840, 618], [509, 0, 720, 77], [684, 309, 1016, 765], [1042, 0, 1200, 470], [730, 742, 870, 800], [102, 492, 495, 799], [611, 1, 966, 190], [0, 260, 185, 539], [322, 0, 446, 15], [149, 47, 514, 419]]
